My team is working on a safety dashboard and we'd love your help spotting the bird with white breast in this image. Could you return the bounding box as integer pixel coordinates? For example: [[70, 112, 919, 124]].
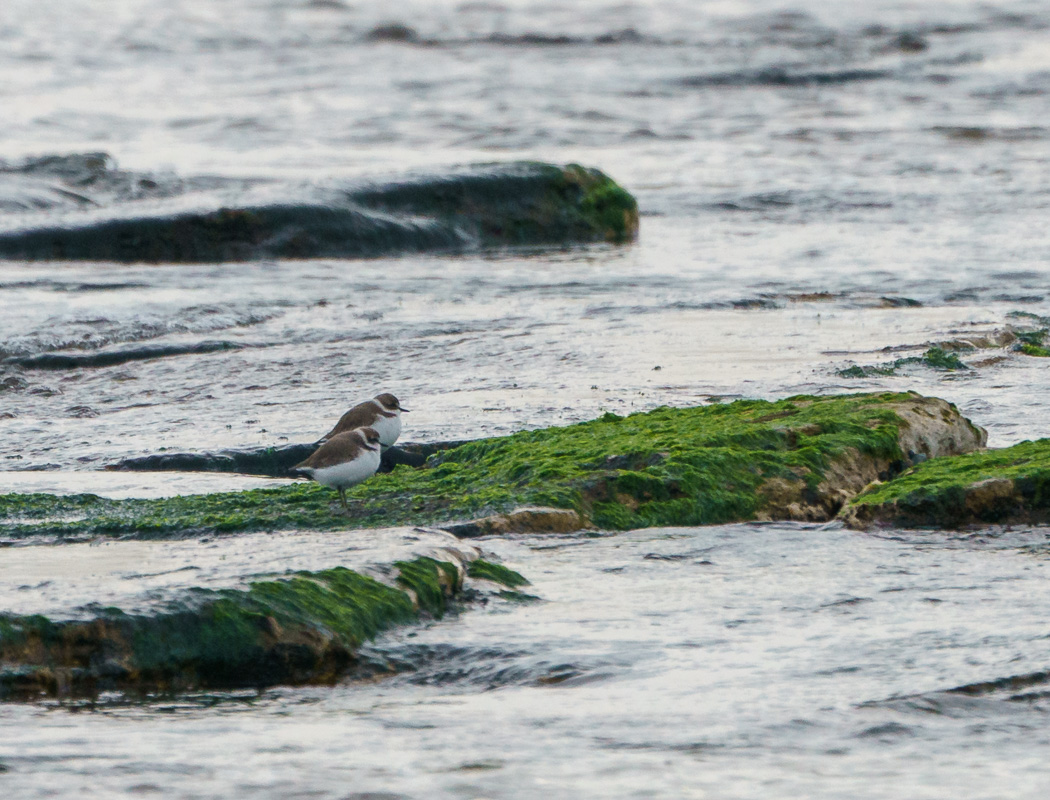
[[321, 392, 408, 451], [292, 426, 383, 509]]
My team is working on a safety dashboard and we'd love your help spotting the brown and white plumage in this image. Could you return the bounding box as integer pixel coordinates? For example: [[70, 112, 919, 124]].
[[321, 392, 408, 450], [293, 426, 382, 508]]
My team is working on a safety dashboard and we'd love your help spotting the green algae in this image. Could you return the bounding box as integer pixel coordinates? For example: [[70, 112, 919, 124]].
[[473, 163, 639, 247], [0, 392, 953, 540], [851, 438, 1050, 509], [567, 164, 639, 243], [1012, 327, 1049, 357], [846, 439, 1050, 527], [394, 557, 460, 618], [467, 560, 530, 588], [838, 347, 969, 378], [0, 557, 465, 697], [497, 590, 542, 603], [1012, 327, 1050, 357], [1019, 343, 1050, 357]]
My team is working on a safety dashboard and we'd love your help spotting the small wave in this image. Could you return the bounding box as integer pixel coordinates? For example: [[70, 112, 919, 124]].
[[930, 126, 1049, 142], [708, 190, 894, 213], [677, 67, 894, 89], [361, 23, 650, 48], [0, 279, 150, 292], [863, 669, 1050, 718], [362, 642, 614, 690], [0, 304, 277, 359]]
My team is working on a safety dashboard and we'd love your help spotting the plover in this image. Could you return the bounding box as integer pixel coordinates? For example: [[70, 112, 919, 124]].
[[292, 426, 383, 508], [321, 392, 408, 450]]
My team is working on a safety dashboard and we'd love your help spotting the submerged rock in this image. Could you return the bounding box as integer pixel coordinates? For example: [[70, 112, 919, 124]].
[[6, 340, 246, 370], [843, 438, 1050, 529], [838, 346, 970, 378], [0, 156, 638, 263], [0, 392, 985, 541]]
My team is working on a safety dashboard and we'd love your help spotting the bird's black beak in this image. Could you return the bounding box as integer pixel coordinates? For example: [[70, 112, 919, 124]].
[[399, 406, 410, 412]]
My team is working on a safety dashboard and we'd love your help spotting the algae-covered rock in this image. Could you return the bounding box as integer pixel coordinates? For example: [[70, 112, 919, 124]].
[[838, 347, 970, 378], [843, 438, 1050, 529], [837, 316, 1050, 377], [0, 156, 637, 262], [0, 547, 496, 699], [0, 392, 985, 541]]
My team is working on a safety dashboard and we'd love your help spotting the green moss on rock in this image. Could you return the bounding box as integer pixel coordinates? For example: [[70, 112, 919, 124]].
[[0, 392, 984, 540], [567, 164, 639, 243], [394, 557, 461, 617], [467, 560, 530, 588], [838, 347, 969, 378], [0, 557, 468, 698], [1019, 343, 1050, 358], [1012, 327, 1050, 356], [845, 438, 1050, 528]]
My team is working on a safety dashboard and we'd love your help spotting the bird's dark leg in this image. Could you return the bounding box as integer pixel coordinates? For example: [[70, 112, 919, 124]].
[[338, 487, 347, 509]]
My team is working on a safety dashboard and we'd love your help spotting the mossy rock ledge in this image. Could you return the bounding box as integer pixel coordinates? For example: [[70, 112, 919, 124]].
[[844, 438, 1050, 529], [0, 155, 638, 262], [0, 393, 985, 542], [0, 549, 529, 699]]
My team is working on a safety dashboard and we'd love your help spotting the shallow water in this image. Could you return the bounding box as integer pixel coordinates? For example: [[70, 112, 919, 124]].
[[4, 524, 1050, 798], [2, 0, 1050, 796]]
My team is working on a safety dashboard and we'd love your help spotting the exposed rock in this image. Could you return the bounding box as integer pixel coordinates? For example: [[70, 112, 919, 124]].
[[748, 396, 985, 521], [838, 347, 969, 378], [441, 507, 589, 537]]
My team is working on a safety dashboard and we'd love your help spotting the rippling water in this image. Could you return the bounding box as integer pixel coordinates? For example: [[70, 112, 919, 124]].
[[2, 0, 1050, 796], [5, 524, 1050, 797]]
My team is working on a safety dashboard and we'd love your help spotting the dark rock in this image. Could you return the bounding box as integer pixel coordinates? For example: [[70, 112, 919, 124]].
[[0, 159, 638, 263], [6, 340, 246, 370], [365, 23, 420, 43], [108, 440, 468, 477]]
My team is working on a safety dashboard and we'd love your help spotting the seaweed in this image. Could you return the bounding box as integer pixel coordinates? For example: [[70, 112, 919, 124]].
[[467, 560, 530, 588], [838, 347, 969, 378], [847, 439, 1050, 527], [0, 557, 472, 697]]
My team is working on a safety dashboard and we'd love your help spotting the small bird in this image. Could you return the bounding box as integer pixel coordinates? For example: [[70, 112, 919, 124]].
[[292, 426, 383, 509], [321, 392, 408, 450]]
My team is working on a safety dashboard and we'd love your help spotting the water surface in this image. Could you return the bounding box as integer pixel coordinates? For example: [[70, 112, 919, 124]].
[[2, 0, 1050, 796]]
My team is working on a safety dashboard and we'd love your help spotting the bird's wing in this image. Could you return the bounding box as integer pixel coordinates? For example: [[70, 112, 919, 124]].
[[295, 433, 364, 470], [322, 403, 374, 440]]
